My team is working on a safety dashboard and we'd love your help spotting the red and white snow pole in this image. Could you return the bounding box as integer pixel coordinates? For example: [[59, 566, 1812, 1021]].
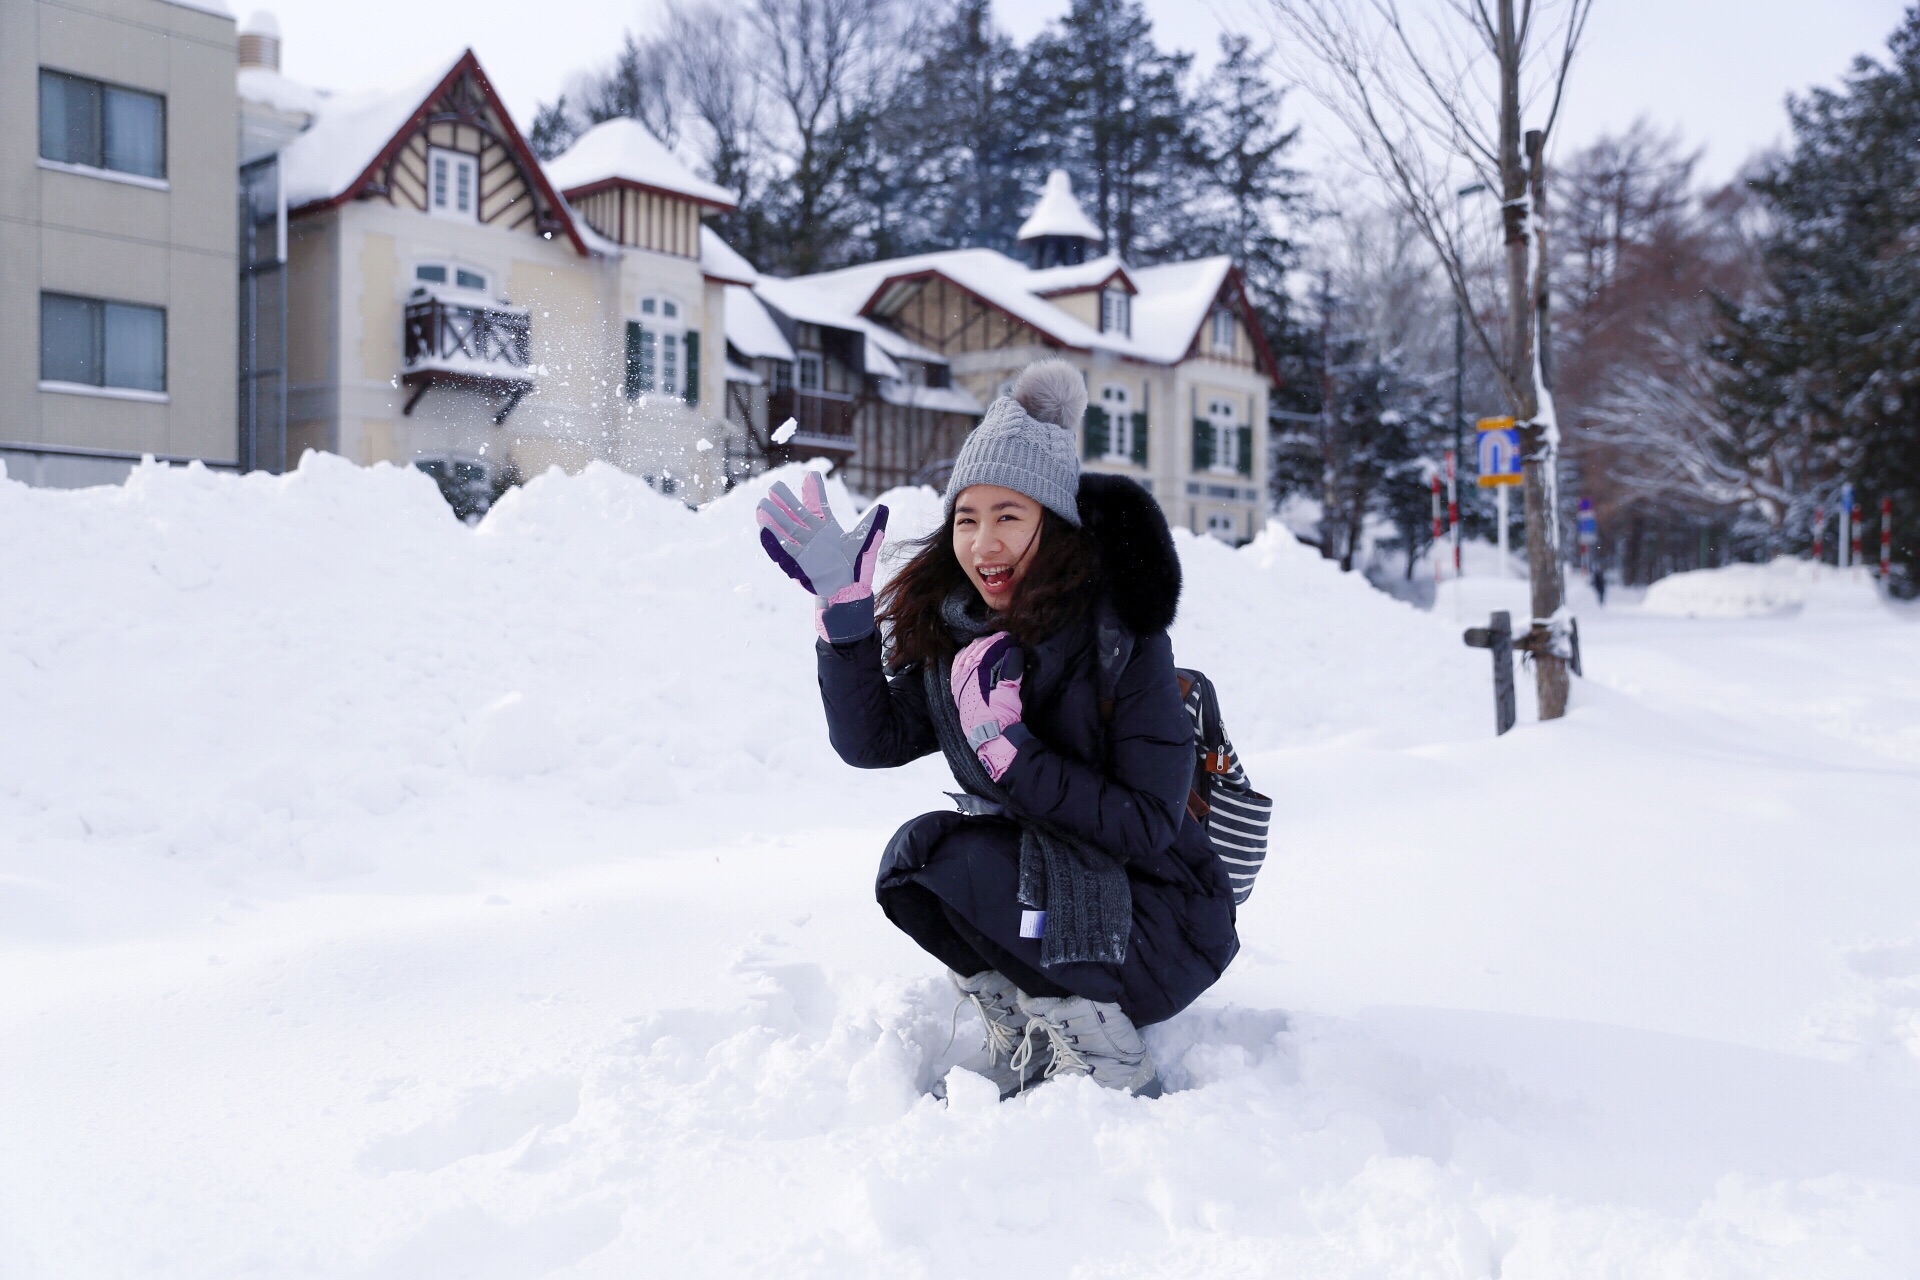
[[1813, 505, 1825, 562], [1445, 449, 1460, 575], [1431, 474, 1444, 585], [1883, 497, 1894, 580]]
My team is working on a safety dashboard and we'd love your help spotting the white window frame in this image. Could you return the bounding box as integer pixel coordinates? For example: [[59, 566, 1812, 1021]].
[[797, 351, 823, 393], [1205, 511, 1239, 542], [632, 294, 686, 398], [1101, 286, 1130, 336], [1099, 383, 1133, 460], [428, 146, 478, 221], [412, 261, 490, 296], [1207, 397, 1239, 474], [1211, 308, 1235, 354]]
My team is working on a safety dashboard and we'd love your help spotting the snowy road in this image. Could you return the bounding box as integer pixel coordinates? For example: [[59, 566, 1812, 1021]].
[[2, 459, 1917, 1276]]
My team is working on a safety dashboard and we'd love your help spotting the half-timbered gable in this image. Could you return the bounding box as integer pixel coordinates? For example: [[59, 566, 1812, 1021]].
[[281, 52, 583, 252], [866, 272, 1058, 357], [546, 119, 738, 261]]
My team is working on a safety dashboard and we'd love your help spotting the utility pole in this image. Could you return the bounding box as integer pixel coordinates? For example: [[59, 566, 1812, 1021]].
[[1453, 182, 1487, 578], [1318, 270, 1338, 562]]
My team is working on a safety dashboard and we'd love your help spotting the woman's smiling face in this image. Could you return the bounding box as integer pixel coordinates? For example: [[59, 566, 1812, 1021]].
[[952, 484, 1044, 608]]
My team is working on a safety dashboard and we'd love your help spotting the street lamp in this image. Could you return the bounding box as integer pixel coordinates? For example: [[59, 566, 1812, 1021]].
[[1452, 182, 1489, 575]]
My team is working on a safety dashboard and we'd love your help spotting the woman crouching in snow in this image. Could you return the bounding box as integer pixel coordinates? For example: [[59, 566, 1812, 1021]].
[[756, 360, 1239, 1099]]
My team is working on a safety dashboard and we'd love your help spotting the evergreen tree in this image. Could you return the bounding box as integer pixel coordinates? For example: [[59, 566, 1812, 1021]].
[[1717, 5, 1920, 589], [1022, 0, 1194, 260]]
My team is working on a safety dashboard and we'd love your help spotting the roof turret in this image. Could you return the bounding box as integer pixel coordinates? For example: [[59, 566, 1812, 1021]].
[[1016, 170, 1101, 243]]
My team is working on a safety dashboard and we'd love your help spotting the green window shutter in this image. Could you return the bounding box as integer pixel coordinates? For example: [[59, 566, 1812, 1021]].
[[1236, 424, 1253, 476], [1131, 412, 1148, 466], [684, 331, 700, 406], [1085, 405, 1109, 459], [624, 322, 643, 399], [1192, 418, 1213, 471]]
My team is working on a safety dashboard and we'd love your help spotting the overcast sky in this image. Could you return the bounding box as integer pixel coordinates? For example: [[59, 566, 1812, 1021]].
[[263, 0, 1911, 190]]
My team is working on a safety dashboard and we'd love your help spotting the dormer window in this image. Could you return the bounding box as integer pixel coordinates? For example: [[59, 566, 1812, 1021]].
[[428, 147, 477, 221], [1101, 286, 1130, 336], [1211, 308, 1235, 354]]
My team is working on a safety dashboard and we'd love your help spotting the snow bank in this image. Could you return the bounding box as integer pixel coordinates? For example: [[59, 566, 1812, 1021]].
[[3, 458, 1919, 1276], [1641, 557, 1890, 618]]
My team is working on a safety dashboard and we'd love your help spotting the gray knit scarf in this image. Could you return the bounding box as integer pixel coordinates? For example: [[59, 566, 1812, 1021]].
[[923, 588, 1132, 968]]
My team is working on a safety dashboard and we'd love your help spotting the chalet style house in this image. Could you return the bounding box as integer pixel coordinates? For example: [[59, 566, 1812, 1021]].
[[236, 38, 752, 504], [726, 170, 1277, 541]]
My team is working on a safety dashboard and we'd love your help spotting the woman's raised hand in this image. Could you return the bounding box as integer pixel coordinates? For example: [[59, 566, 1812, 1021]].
[[757, 470, 889, 643], [952, 632, 1026, 781]]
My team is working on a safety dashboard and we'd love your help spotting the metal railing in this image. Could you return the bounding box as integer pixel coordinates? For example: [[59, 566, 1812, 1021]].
[[403, 293, 531, 373], [767, 388, 857, 443]]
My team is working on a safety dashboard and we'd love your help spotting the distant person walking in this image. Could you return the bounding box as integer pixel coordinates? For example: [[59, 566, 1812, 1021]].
[[1592, 564, 1607, 605], [755, 360, 1239, 1100]]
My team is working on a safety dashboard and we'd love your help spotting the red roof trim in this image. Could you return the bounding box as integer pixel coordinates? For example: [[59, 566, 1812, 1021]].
[[1180, 266, 1280, 384], [702, 270, 755, 287], [857, 269, 1089, 354], [288, 49, 589, 257], [560, 175, 738, 214]]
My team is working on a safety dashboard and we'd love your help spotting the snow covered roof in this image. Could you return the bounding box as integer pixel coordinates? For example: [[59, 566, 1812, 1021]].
[[277, 54, 459, 210], [725, 285, 794, 363], [875, 381, 985, 415], [724, 359, 762, 386], [273, 50, 587, 255], [1028, 255, 1135, 296], [750, 276, 946, 382], [1017, 170, 1101, 243], [1128, 257, 1236, 362], [783, 246, 1266, 372], [544, 119, 738, 211], [701, 227, 757, 285], [238, 66, 326, 119]]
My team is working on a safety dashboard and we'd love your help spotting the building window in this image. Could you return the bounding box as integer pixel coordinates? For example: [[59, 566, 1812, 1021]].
[[772, 360, 794, 394], [414, 263, 489, 293], [428, 147, 478, 220], [40, 292, 166, 392], [39, 70, 165, 180], [797, 352, 823, 392], [627, 295, 694, 401], [1206, 512, 1238, 542], [1211, 308, 1235, 354], [1099, 385, 1132, 460], [1101, 286, 1130, 336]]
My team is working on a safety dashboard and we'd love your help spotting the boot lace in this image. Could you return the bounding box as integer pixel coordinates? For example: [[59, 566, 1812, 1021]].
[[1016, 1015, 1089, 1081], [944, 992, 1023, 1064]]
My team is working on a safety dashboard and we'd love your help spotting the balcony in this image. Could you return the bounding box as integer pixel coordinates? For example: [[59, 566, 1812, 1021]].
[[401, 291, 534, 424], [767, 388, 858, 456]]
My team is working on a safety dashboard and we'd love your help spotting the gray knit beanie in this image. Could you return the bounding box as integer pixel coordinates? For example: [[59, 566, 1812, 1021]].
[[943, 359, 1086, 527]]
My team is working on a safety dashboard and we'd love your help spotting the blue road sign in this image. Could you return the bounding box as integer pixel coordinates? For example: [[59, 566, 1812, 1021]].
[[1476, 417, 1522, 488]]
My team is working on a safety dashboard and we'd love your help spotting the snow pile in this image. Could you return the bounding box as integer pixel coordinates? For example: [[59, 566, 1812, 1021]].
[[1640, 557, 1889, 618], [3, 457, 1919, 1277]]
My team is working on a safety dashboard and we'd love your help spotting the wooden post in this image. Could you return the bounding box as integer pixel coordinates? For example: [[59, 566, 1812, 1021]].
[[1462, 610, 1517, 736]]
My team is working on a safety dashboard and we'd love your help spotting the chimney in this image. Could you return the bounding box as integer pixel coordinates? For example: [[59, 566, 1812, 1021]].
[[238, 11, 282, 73]]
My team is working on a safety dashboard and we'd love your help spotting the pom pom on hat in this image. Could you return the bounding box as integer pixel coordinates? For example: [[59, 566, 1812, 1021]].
[[1011, 359, 1088, 432]]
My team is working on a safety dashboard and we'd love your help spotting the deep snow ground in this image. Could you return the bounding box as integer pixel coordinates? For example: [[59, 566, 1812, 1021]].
[[2, 457, 1918, 1277]]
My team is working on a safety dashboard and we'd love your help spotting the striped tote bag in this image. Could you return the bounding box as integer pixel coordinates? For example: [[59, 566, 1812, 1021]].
[[1177, 670, 1275, 907]]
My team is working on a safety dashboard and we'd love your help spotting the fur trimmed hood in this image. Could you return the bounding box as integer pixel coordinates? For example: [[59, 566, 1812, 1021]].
[[1079, 472, 1181, 636]]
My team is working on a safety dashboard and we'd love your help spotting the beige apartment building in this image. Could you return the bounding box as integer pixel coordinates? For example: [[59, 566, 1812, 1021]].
[[1, 0, 238, 486]]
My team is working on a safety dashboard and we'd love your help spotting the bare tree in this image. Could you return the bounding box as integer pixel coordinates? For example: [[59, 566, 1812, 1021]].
[[1264, 0, 1593, 719], [747, 0, 903, 273], [668, 2, 761, 201]]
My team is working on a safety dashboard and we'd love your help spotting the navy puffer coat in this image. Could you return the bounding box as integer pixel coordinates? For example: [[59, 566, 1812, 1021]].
[[815, 474, 1239, 1026]]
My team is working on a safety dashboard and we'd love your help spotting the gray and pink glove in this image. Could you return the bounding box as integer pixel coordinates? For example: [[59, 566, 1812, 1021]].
[[757, 471, 889, 643], [952, 632, 1026, 781]]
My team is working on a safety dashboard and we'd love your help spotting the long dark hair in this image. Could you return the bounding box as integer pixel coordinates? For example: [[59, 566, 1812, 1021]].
[[880, 508, 1101, 668]]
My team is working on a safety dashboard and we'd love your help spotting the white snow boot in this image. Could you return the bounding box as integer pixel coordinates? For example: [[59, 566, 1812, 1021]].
[[935, 969, 1052, 1100], [1014, 993, 1163, 1098]]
